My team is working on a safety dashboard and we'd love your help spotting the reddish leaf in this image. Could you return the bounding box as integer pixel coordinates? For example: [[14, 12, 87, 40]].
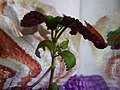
[[84, 21, 108, 49], [21, 11, 45, 27]]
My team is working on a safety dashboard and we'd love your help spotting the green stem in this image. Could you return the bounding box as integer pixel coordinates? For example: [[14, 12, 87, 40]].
[[55, 29, 58, 39], [48, 56, 55, 89], [51, 30, 54, 41], [55, 26, 64, 38], [31, 66, 52, 88], [48, 27, 67, 89], [56, 27, 67, 41]]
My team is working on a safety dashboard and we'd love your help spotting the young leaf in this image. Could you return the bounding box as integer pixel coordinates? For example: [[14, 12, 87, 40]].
[[56, 45, 61, 52], [107, 27, 120, 46], [35, 40, 55, 58], [49, 82, 60, 90], [59, 40, 69, 50], [37, 40, 55, 51], [45, 15, 62, 30], [59, 50, 76, 70]]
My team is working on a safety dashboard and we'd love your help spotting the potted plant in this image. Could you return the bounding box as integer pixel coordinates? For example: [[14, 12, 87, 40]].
[[6, 11, 110, 90]]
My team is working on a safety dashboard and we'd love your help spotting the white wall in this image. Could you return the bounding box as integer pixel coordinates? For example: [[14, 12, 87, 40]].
[[79, 0, 120, 75], [39, 0, 80, 18], [80, 0, 120, 24]]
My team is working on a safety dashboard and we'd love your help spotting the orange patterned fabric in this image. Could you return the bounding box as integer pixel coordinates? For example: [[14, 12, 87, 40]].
[[0, 65, 16, 89], [104, 53, 120, 86], [0, 28, 41, 87]]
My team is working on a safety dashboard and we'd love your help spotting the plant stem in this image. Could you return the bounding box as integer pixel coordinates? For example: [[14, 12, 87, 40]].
[[55, 26, 64, 39], [56, 27, 67, 41], [48, 26, 66, 89], [48, 56, 55, 89], [32, 25, 65, 89], [51, 30, 54, 41], [31, 66, 52, 88]]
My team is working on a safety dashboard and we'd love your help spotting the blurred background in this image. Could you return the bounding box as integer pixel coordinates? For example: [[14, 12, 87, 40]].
[[1, 0, 120, 88]]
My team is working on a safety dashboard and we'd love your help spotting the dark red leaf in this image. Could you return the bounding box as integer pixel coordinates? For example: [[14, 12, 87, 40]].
[[61, 15, 82, 35], [61, 15, 107, 49], [21, 11, 45, 27], [84, 21, 108, 49]]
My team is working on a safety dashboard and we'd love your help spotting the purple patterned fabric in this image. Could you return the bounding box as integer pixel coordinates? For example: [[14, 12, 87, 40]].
[[61, 75, 108, 90], [40, 75, 120, 90], [4, 75, 119, 90], [109, 87, 120, 90]]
